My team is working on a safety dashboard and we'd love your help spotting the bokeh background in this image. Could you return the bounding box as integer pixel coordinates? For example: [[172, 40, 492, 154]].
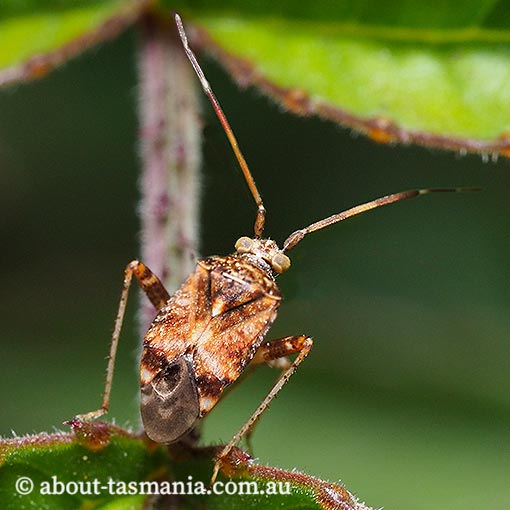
[[1, 26, 509, 509]]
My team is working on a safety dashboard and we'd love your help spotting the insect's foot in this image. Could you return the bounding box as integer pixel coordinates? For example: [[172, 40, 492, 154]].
[[210, 445, 253, 485], [64, 415, 120, 450], [64, 408, 107, 427]]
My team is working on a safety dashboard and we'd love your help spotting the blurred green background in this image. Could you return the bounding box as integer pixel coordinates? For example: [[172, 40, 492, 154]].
[[1, 27, 509, 509]]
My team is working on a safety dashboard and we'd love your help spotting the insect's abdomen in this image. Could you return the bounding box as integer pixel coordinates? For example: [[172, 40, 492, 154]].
[[140, 356, 199, 444]]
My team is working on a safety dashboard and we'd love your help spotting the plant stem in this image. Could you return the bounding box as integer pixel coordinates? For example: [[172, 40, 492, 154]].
[[138, 15, 201, 334]]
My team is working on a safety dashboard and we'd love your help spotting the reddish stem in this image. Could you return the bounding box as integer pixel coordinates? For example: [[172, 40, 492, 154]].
[[137, 15, 201, 334]]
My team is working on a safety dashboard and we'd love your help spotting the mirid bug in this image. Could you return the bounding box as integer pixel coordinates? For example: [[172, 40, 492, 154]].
[[74, 14, 477, 482]]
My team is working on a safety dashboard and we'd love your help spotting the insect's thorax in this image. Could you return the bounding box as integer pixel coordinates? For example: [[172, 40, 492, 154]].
[[200, 252, 281, 302]]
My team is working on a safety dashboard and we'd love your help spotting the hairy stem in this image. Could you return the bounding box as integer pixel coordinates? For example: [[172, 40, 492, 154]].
[[137, 15, 201, 334]]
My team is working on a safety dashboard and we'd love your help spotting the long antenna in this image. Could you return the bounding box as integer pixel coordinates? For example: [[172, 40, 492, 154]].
[[283, 187, 479, 252], [175, 13, 266, 238]]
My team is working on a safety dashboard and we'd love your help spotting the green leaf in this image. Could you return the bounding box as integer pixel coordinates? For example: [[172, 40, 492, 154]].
[[4, 0, 509, 154], [0, 423, 372, 510], [0, 0, 145, 87], [172, 1, 510, 155], [0, 423, 167, 509]]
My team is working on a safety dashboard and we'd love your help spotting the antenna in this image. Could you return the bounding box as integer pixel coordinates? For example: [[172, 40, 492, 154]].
[[174, 15, 479, 252], [283, 187, 480, 252], [175, 13, 266, 238]]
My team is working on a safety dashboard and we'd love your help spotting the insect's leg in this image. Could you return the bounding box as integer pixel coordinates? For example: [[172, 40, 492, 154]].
[[211, 335, 313, 483], [240, 336, 306, 453], [249, 335, 311, 368], [74, 260, 169, 421]]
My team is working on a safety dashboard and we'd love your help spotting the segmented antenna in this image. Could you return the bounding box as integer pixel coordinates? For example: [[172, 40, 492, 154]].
[[283, 187, 480, 252], [175, 13, 266, 238], [174, 15, 479, 252]]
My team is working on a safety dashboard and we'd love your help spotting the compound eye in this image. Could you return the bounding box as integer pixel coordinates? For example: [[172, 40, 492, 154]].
[[271, 252, 291, 273], [235, 236, 254, 254]]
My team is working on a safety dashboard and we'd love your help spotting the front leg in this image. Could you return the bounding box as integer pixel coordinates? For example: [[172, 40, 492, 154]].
[[211, 335, 313, 483], [73, 260, 169, 422]]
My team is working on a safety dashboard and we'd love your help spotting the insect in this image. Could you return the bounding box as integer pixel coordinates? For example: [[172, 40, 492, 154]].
[[74, 13, 476, 482]]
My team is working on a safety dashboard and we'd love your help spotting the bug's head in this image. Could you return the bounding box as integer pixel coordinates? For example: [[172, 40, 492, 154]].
[[235, 236, 291, 274]]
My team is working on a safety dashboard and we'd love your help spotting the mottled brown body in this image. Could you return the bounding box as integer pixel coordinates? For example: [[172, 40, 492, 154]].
[[139, 254, 281, 442]]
